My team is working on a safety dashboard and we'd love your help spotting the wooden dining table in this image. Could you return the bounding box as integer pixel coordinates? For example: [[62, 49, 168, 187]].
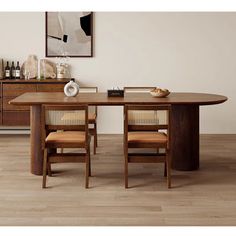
[[9, 92, 227, 175]]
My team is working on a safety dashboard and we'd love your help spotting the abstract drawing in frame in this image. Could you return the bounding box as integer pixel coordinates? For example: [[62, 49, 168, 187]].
[[45, 12, 93, 57]]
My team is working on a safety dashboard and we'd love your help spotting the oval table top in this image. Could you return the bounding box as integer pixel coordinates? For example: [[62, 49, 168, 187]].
[[9, 92, 227, 106]]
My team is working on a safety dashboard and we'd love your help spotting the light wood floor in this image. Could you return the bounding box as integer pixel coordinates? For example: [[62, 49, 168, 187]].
[[0, 134, 235, 226]]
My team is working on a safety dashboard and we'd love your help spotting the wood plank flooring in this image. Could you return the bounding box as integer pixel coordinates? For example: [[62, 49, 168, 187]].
[[0, 134, 235, 226]]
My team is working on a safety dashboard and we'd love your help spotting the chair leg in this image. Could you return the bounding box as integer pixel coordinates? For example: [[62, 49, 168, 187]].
[[125, 152, 128, 188], [93, 137, 96, 155], [95, 122, 98, 147], [93, 122, 97, 155], [61, 148, 64, 153], [166, 150, 171, 188], [42, 149, 48, 189], [85, 145, 90, 188], [88, 144, 91, 177], [164, 162, 167, 177], [47, 162, 52, 177]]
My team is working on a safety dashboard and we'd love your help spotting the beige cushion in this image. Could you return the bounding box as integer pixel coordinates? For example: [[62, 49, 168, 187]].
[[128, 132, 167, 144], [46, 131, 85, 145]]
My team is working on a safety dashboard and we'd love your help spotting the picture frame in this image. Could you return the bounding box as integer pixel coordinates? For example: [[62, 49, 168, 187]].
[[45, 12, 93, 57]]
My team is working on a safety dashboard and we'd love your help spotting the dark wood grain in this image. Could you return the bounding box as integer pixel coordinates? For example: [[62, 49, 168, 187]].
[[3, 111, 30, 126], [0, 112, 2, 125], [37, 84, 65, 92], [9, 92, 227, 106], [171, 105, 199, 170], [3, 84, 36, 97], [31, 105, 43, 175]]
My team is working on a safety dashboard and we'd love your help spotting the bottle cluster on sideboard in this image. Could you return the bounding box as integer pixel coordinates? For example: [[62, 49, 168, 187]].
[[4, 61, 21, 80], [0, 56, 72, 80]]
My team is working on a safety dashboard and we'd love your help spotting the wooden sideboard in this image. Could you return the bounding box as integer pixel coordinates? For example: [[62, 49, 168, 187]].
[[0, 79, 69, 127]]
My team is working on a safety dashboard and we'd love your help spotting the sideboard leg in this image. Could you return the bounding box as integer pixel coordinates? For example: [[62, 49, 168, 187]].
[[171, 105, 199, 171], [30, 105, 43, 175]]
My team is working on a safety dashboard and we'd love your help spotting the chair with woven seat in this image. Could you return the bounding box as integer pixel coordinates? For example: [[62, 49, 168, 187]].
[[41, 105, 91, 189], [124, 104, 172, 188], [61, 87, 98, 154]]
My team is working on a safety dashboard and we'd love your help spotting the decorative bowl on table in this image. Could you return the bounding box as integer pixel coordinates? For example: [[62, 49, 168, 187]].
[[150, 87, 170, 98]]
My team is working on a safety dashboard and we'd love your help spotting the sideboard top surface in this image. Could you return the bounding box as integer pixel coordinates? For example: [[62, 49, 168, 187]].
[[0, 79, 70, 83]]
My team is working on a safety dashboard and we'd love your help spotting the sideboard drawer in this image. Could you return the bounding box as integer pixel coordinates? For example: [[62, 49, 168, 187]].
[[3, 84, 37, 97], [3, 111, 30, 126], [37, 84, 65, 92]]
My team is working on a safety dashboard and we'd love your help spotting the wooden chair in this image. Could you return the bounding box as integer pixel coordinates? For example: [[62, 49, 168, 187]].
[[61, 87, 98, 154], [41, 105, 91, 189], [124, 104, 172, 188], [124, 87, 160, 154]]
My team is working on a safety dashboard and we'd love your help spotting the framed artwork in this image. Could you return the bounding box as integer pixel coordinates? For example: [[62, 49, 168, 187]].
[[45, 12, 93, 57]]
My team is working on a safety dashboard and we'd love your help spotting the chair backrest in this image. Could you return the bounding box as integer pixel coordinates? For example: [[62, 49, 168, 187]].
[[124, 87, 159, 125], [79, 87, 98, 115], [42, 104, 88, 134], [124, 104, 171, 146]]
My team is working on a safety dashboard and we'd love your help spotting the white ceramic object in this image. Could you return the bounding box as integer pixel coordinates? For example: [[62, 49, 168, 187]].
[[39, 59, 56, 79], [150, 88, 170, 98], [21, 55, 38, 79], [64, 79, 79, 97]]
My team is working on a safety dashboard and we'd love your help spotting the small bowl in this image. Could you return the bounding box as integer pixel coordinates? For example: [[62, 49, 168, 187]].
[[150, 88, 170, 98]]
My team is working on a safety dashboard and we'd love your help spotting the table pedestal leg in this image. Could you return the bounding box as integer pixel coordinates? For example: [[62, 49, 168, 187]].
[[30, 105, 43, 175], [171, 105, 199, 171]]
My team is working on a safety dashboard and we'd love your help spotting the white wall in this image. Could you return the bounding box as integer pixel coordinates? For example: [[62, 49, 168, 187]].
[[0, 12, 235, 134]]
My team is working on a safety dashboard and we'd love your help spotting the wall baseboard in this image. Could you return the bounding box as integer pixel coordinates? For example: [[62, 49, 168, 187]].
[[0, 129, 30, 134]]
